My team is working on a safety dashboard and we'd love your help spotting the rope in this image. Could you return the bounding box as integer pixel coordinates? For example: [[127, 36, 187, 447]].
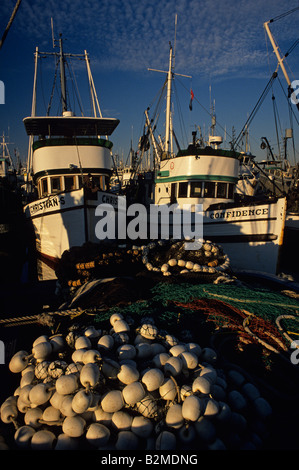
[[276, 314, 299, 345], [235, 72, 277, 148], [0, 307, 98, 328], [0, 314, 40, 325], [268, 7, 299, 23]]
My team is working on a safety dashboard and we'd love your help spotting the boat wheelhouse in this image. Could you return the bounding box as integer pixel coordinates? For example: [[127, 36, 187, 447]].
[[155, 138, 238, 211], [24, 115, 118, 199]]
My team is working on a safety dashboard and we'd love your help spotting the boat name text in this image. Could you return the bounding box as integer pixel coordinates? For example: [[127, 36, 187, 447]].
[[100, 194, 119, 206], [209, 207, 269, 219], [29, 196, 65, 215]]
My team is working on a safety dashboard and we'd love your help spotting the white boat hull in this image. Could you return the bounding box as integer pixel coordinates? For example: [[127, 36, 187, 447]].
[[203, 198, 286, 273], [155, 197, 287, 275], [24, 188, 126, 280]]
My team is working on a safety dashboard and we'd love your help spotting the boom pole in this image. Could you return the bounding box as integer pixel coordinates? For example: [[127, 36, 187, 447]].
[[264, 18, 299, 111]]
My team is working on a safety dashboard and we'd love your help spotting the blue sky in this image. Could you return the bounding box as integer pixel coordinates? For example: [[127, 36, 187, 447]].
[[0, 0, 299, 167]]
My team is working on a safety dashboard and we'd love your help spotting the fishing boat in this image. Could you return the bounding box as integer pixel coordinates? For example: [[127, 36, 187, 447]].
[[137, 42, 287, 275], [23, 34, 125, 281]]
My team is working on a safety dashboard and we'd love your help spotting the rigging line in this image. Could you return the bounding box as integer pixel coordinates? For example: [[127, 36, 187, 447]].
[[173, 79, 187, 148], [148, 78, 168, 133], [148, 79, 167, 112], [47, 58, 59, 116], [66, 59, 84, 116], [277, 75, 298, 164], [235, 73, 277, 148], [288, 106, 297, 164], [277, 76, 299, 128], [285, 38, 299, 57], [269, 6, 299, 23], [272, 93, 282, 159]]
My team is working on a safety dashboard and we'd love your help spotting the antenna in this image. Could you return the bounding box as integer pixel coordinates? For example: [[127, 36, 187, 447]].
[[173, 14, 178, 68], [51, 17, 56, 48]]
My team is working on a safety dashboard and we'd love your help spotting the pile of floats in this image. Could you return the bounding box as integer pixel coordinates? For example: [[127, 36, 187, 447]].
[[56, 238, 232, 291], [0, 311, 272, 450]]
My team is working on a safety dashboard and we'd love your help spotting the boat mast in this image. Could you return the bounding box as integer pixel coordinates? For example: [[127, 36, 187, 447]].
[[147, 15, 191, 157], [165, 44, 174, 154], [59, 34, 68, 113], [84, 50, 103, 118], [26, 46, 39, 184]]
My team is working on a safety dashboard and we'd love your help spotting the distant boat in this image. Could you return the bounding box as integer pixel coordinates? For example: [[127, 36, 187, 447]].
[[23, 34, 125, 281]]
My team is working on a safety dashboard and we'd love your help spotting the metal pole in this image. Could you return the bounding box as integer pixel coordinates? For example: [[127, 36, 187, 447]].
[[165, 45, 173, 154], [26, 47, 39, 181], [0, 0, 22, 50], [59, 35, 67, 113], [264, 21, 291, 88]]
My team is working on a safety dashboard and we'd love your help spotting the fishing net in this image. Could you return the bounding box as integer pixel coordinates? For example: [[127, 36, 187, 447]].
[[95, 281, 299, 354], [54, 240, 299, 364]]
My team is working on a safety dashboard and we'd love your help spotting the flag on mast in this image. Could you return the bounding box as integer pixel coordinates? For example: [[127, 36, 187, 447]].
[[189, 89, 194, 110]]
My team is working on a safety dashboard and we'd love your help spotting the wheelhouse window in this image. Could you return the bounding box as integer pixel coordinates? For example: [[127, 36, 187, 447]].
[[51, 176, 61, 193], [40, 178, 48, 197], [79, 174, 109, 191], [172, 180, 235, 200], [190, 182, 202, 198], [64, 176, 76, 192], [216, 182, 227, 198], [91, 175, 108, 191], [178, 182, 188, 198], [228, 183, 234, 199], [170, 183, 177, 203], [203, 181, 215, 198]]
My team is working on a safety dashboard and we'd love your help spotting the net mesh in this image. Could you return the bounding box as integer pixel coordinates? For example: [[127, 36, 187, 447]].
[[95, 281, 299, 352]]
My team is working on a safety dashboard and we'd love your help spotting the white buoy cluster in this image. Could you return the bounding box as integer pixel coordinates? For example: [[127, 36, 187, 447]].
[[0, 313, 272, 450], [140, 239, 230, 276]]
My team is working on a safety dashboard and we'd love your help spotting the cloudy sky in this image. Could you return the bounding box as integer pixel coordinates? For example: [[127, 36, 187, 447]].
[[0, 0, 298, 166]]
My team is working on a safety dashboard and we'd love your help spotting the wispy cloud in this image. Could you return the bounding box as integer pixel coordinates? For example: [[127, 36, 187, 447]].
[[2, 0, 299, 98], [3, 0, 298, 81]]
